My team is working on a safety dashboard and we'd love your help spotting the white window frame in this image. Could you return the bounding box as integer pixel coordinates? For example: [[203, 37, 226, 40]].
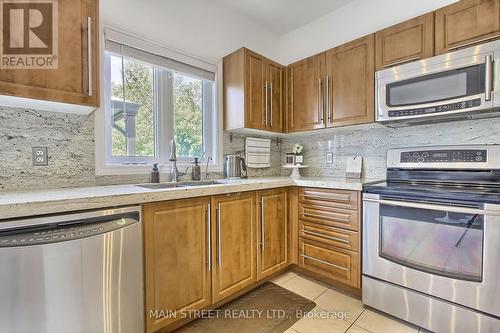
[[95, 26, 222, 176]]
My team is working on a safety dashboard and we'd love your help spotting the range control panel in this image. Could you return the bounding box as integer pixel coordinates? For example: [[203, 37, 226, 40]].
[[400, 149, 488, 163], [388, 98, 481, 118]]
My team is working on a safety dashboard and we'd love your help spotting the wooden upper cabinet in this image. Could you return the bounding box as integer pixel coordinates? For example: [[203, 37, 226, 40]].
[[375, 13, 434, 70], [223, 48, 284, 132], [211, 192, 257, 303], [435, 0, 500, 54], [267, 61, 284, 133], [246, 50, 266, 130], [257, 189, 289, 280], [287, 53, 325, 132], [325, 35, 375, 127], [0, 0, 99, 108], [143, 198, 211, 333]]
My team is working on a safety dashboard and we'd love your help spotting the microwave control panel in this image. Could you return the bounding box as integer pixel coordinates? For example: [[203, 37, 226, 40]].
[[388, 98, 481, 117], [400, 150, 487, 163]]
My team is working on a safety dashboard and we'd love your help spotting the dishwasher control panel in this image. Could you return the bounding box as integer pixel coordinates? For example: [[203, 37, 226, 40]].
[[0, 214, 138, 247]]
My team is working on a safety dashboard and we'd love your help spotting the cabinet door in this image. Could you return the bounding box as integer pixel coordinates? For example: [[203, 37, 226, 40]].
[[143, 198, 211, 333], [325, 35, 375, 127], [245, 50, 266, 130], [257, 189, 289, 280], [0, 0, 99, 107], [375, 13, 434, 70], [266, 61, 284, 132], [287, 54, 325, 132], [211, 193, 257, 303], [435, 0, 500, 54]]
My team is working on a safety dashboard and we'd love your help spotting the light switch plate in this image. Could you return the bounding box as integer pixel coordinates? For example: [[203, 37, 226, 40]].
[[32, 147, 48, 166], [326, 153, 333, 164]]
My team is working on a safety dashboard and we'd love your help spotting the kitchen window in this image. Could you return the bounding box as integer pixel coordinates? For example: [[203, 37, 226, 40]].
[[98, 32, 218, 174]]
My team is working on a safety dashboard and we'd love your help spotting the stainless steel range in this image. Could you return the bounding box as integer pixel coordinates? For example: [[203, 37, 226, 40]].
[[363, 145, 500, 333]]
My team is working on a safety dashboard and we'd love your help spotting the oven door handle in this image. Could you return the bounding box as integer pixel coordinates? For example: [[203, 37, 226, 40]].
[[363, 198, 499, 216]]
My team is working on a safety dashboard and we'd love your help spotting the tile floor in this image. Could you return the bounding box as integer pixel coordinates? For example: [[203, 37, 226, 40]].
[[271, 272, 427, 333]]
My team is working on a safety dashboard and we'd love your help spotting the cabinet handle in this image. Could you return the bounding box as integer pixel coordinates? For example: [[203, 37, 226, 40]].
[[269, 83, 273, 128], [302, 193, 351, 203], [260, 196, 265, 253], [485, 55, 493, 101], [207, 203, 212, 271], [384, 56, 421, 68], [325, 76, 331, 122], [301, 254, 349, 271], [303, 212, 351, 223], [303, 230, 350, 244], [87, 17, 93, 97], [318, 78, 323, 123], [217, 202, 222, 268], [449, 35, 500, 52], [264, 81, 268, 125]]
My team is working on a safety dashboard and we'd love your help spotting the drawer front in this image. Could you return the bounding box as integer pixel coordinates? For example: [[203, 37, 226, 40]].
[[299, 204, 359, 231], [299, 238, 360, 288], [299, 221, 359, 252], [299, 188, 359, 210]]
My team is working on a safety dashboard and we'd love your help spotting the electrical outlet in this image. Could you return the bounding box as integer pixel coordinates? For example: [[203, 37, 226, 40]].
[[32, 147, 48, 166], [326, 153, 334, 164]]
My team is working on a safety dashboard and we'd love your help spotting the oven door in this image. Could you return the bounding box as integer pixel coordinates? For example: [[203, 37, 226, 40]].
[[363, 193, 500, 317], [376, 45, 496, 122]]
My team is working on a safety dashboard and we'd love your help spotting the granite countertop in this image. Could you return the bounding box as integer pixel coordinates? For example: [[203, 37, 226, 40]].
[[0, 177, 379, 220]]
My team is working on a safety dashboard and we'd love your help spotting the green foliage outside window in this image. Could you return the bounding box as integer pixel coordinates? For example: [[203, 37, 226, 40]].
[[111, 60, 203, 159]]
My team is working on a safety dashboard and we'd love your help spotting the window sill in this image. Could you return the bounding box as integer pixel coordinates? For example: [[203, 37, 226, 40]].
[[95, 162, 222, 176]]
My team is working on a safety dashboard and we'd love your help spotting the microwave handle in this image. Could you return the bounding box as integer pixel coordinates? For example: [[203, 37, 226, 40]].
[[485, 55, 493, 101]]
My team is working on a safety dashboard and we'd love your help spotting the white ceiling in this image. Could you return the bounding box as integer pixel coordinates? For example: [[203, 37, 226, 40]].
[[214, 0, 356, 35]]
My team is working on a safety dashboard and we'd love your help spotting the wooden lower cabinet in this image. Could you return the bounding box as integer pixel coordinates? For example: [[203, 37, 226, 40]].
[[143, 198, 211, 333], [211, 192, 257, 303], [299, 238, 360, 288], [296, 188, 361, 293], [257, 189, 289, 280]]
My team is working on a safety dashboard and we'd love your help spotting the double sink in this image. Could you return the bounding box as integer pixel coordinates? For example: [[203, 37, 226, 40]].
[[135, 180, 226, 190]]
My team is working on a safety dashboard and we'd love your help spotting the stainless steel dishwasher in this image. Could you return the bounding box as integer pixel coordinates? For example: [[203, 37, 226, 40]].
[[0, 206, 144, 333]]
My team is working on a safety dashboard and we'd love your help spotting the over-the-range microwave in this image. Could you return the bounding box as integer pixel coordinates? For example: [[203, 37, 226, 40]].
[[376, 39, 500, 126]]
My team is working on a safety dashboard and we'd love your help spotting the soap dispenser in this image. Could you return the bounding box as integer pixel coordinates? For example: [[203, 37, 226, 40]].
[[151, 163, 160, 183], [191, 158, 201, 181]]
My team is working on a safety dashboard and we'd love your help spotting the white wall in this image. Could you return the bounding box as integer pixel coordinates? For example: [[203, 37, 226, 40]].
[[279, 0, 458, 64], [100, 0, 281, 64]]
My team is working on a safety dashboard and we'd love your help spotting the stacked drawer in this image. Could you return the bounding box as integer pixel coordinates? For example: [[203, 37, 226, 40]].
[[298, 188, 361, 289]]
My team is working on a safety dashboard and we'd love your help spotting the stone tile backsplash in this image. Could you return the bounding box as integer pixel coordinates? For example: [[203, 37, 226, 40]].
[[280, 118, 500, 179], [223, 132, 282, 178], [1, 105, 500, 191], [0, 107, 282, 191]]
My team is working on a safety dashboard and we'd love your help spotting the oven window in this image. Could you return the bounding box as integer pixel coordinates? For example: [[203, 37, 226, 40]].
[[379, 204, 483, 282], [386, 64, 485, 107]]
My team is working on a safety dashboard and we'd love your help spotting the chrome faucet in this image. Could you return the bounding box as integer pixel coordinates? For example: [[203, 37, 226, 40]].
[[205, 154, 212, 180], [169, 140, 189, 182], [169, 140, 180, 182]]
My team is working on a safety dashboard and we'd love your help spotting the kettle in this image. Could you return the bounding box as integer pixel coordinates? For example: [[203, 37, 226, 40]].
[[224, 155, 247, 179]]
